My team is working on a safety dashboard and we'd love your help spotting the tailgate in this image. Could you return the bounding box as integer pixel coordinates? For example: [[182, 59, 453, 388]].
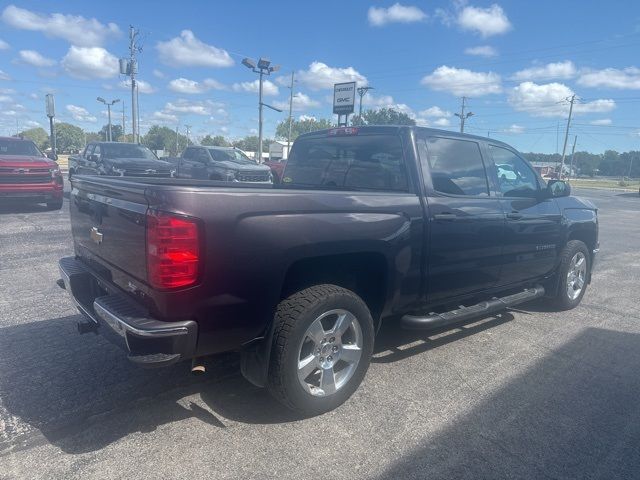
[[70, 176, 149, 282]]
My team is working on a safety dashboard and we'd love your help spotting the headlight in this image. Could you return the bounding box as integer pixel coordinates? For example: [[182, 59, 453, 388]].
[[226, 171, 237, 181], [112, 168, 125, 176], [268, 171, 273, 182], [50, 166, 61, 178]]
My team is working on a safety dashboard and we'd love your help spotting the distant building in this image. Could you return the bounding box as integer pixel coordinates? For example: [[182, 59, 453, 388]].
[[268, 140, 291, 161], [530, 161, 575, 178]]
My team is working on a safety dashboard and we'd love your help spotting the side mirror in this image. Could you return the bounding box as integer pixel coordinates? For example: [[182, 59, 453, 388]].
[[89, 154, 100, 162], [546, 180, 571, 198], [46, 151, 58, 161]]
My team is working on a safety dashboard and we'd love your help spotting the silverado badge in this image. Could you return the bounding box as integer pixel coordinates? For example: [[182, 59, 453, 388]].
[[90, 227, 103, 245]]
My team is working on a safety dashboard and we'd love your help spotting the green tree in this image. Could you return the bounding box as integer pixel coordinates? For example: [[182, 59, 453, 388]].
[[201, 135, 230, 147], [99, 124, 123, 142], [19, 127, 49, 150], [353, 108, 416, 126], [85, 132, 102, 144], [232, 135, 271, 152], [142, 125, 188, 156], [55, 122, 85, 153], [275, 118, 333, 141]]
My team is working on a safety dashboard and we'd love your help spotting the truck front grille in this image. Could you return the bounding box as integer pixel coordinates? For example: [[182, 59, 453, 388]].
[[237, 171, 270, 182], [0, 174, 52, 184]]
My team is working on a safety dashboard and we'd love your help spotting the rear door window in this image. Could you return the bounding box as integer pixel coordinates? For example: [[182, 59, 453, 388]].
[[420, 137, 489, 196], [284, 134, 408, 192]]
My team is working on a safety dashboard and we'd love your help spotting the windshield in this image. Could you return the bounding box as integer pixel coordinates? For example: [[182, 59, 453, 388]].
[[102, 144, 157, 160], [0, 139, 43, 157], [207, 148, 255, 165]]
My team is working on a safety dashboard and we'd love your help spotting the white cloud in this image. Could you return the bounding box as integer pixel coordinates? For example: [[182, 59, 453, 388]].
[[464, 45, 498, 57], [164, 99, 222, 116], [298, 115, 317, 121], [156, 30, 233, 68], [590, 118, 612, 126], [1, 5, 119, 47], [24, 120, 41, 128], [368, 3, 427, 26], [17, 49, 55, 67], [232, 79, 279, 96], [0, 95, 12, 102], [577, 67, 640, 89], [296, 61, 367, 90], [0, 70, 10, 80], [168, 77, 226, 94], [505, 124, 524, 134], [457, 4, 512, 37], [512, 61, 576, 81], [66, 104, 96, 122], [421, 65, 502, 96], [118, 79, 155, 94], [508, 81, 615, 117], [152, 69, 165, 79], [419, 106, 452, 117], [432, 118, 452, 127], [61, 46, 118, 79], [151, 111, 178, 124], [0, 39, 9, 50], [273, 93, 321, 111]]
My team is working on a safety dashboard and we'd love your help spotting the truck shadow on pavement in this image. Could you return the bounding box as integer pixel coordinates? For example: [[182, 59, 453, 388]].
[[0, 310, 519, 454], [374, 327, 640, 480]]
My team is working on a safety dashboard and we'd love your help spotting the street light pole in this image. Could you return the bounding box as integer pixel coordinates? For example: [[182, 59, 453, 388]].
[[242, 57, 281, 163], [258, 69, 264, 162], [97, 97, 120, 142]]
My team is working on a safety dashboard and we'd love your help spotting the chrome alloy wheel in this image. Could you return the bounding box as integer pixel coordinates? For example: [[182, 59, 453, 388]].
[[566, 251, 587, 300], [296, 309, 363, 397]]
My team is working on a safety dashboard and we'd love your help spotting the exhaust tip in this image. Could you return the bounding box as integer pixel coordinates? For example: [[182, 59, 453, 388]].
[[191, 358, 206, 375]]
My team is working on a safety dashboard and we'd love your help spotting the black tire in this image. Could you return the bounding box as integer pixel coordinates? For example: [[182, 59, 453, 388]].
[[268, 284, 374, 416], [551, 240, 590, 310], [46, 199, 63, 210]]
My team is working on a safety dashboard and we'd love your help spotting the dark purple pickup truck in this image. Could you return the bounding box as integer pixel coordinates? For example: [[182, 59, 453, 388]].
[[59, 126, 598, 414]]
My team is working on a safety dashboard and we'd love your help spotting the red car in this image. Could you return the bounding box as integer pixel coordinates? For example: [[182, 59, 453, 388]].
[[0, 136, 64, 210], [264, 157, 287, 183]]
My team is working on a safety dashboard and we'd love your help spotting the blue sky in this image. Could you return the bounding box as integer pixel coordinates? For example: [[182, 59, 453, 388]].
[[0, 0, 640, 153]]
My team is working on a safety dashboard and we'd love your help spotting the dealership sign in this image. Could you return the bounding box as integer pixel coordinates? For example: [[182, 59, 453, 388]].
[[333, 82, 356, 115]]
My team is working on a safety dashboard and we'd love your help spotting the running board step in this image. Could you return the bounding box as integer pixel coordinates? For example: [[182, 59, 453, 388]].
[[401, 285, 545, 331]]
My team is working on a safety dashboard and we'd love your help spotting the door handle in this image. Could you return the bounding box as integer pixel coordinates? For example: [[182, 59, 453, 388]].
[[433, 213, 457, 222], [506, 212, 523, 220]]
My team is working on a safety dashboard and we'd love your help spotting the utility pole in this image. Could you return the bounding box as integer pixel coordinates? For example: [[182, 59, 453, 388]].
[[559, 94, 576, 179], [568, 135, 577, 180], [122, 26, 140, 143], [287, 71, 295, 157], [356, 86, 374, 124], [454, 96, 474, 133], [175, 125, 179, 155], [122, 103, 126, 141], [184, 125, 191, 145]]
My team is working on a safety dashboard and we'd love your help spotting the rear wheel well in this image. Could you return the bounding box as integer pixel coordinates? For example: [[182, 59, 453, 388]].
[[281, 253, 388, 328]]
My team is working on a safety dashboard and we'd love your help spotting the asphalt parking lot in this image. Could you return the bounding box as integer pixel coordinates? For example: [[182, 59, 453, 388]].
[[1, 186, 639, 479]]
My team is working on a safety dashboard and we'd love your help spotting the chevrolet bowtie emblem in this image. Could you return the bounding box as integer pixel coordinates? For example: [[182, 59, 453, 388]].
[[90, 226, 103, 245]]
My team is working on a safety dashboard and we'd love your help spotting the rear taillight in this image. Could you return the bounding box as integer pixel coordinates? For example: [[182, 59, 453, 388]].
[[146, 210, 200, 289]]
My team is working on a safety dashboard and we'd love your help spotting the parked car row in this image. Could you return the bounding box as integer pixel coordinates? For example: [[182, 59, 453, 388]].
[[69, 142, 278, 185]]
